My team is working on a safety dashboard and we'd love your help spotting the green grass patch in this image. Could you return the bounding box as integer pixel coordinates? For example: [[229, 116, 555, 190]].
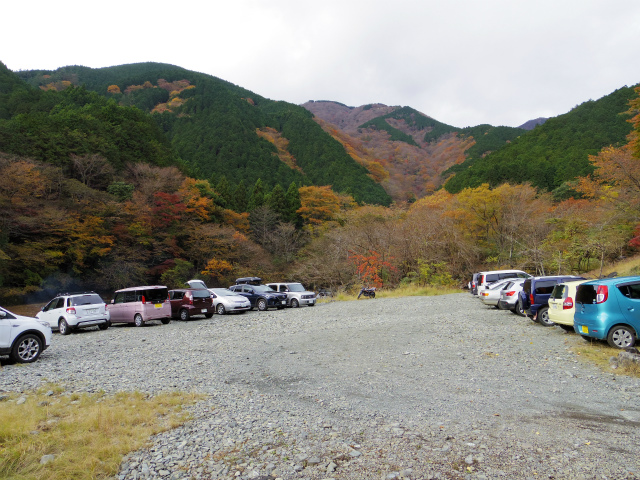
[[0, 385, 203, 480]]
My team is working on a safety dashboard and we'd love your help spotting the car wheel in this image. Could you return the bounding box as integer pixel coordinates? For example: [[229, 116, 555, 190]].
[[98, 321, 109, 330], [537, 307, 555, 327], [257, 299, 267, 311], [515, 300, 525, 317], [134, 314, 144, 327], [607, 325, 636, 349], [217, 303, 226, 315], [11, 334, 42, 363], [59, 318, 70, 335], [179, 309, 189, 321], [291, 299, 299, 308], [204, 313, 214, 318], [161, 318, 171, 324]]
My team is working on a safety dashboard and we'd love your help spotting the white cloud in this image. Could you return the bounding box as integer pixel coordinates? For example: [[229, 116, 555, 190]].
[[2, 0, 639, 127]]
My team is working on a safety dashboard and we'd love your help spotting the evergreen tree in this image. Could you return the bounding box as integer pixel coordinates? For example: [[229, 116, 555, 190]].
[[233, 180, 248, 212], [285, 181, 302, 227], [266, 183, 288, 220], [215, 175, 232, 209], [247, 178, 265, 211]]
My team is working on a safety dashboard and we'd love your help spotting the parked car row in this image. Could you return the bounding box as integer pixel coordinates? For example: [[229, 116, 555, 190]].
[[472, 269, 640, 349], [0, 277, 319, 363]]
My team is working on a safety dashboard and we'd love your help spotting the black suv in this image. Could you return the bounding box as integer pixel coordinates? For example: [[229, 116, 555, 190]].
[[519, 275, 585, 326], [228, 283, 287, 311]]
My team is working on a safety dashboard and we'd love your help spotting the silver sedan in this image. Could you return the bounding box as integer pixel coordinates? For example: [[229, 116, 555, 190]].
[[210, 288, 252, 315]]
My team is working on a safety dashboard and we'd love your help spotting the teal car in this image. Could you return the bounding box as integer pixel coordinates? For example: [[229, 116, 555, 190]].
[[574, 276, 640, 348]]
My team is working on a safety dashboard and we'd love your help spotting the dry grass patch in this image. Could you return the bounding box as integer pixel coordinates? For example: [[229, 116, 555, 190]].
[[0, 385, 203, 480], [331, 284, 461, 302], [570, 337, 640, 378]]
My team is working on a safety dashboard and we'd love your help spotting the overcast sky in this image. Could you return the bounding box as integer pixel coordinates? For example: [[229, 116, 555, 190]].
[[3, 0, 640, 127]]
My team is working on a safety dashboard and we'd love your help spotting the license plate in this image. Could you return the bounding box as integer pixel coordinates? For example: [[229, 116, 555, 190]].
[[87, 308, 98, 314], [154, 303, 162, 308], [282, 301, 286, 305], [581, 325, 588, 334], [201, 309, 208, 313]]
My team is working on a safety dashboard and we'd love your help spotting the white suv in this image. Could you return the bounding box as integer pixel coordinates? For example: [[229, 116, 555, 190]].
[[0, 306, 52, 363], [37, 292, 110, 335], [266, 282, 317, 307]]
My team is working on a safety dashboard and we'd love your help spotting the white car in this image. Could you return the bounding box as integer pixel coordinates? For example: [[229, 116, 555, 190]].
[[37, 292, 110, 335], [498, 279, 526, 315], [266, 282, 317, 307], [548, 280, 588, 331], [479, 279, 513, 307], [0, 306, 52, 363], [209, 288, 252, 315]]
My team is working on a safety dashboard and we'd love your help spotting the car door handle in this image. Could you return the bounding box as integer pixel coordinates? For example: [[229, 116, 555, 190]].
[[628, 307, 635, 312]]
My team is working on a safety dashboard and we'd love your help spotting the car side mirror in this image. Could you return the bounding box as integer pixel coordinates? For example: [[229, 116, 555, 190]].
[[110, 299, 114, 304], [0, 311, 5, 318], [41, 306, 45, 311]]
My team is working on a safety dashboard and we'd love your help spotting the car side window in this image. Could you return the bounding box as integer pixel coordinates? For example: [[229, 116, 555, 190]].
[[618, 283, 640, 299], [243, 286, 253, 294], [113, 292, 125, 304], [124, 291, 137, 303]]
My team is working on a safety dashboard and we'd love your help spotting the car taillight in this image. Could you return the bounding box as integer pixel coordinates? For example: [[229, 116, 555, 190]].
[[505, 291, 515, 297], [472, 282, 476, 288], [141, 295, 146, 304], [530, 293, 534, 305], [563, 297, 574, 309], [596, 285, 608, 304], [66, 307, 76, 314], [187, 293, 193, 305]]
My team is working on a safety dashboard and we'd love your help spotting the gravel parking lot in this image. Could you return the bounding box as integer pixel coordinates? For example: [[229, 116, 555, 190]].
[[2, 293, 640, 479]]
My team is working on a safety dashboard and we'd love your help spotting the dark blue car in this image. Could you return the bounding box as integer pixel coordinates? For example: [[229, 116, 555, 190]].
[[228, 284, 287, 311], [519, 275, 585, 326]]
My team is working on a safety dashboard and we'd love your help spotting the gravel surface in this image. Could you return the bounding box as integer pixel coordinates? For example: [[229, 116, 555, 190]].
[[2, 293, 640, 479]]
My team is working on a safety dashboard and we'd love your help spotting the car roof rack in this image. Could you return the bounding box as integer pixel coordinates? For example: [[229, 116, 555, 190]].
[[56, 291, 98, 296]]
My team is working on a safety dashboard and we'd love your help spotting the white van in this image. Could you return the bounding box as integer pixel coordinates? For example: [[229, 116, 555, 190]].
[[476, 270, 531, 296]]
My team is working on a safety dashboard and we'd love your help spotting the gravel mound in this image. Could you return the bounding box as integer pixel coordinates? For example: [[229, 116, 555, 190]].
[[2, 293, 639, 479]]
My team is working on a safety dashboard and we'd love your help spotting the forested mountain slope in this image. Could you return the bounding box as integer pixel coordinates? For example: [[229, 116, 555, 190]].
[[443, 86, 637, 195], [303, 101, 524, 200], [16, 63, 391, 205]]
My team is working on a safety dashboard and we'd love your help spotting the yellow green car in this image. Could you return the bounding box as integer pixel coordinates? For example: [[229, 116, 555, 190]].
[[548, 280, 589, 331]]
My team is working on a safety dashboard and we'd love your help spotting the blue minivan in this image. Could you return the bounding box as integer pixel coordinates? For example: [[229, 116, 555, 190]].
[[574, 276, 640, 348]]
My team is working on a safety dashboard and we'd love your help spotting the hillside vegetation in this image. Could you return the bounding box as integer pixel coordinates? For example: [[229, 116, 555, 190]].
[[17, 63, 391, 206], [443, 86, 636, 195]]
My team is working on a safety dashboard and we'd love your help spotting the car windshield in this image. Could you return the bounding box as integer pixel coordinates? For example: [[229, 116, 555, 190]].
[[70, 294, 104, 306], [287, 283, 306, 292], [210, 288, 239, 296], [254, 285, 276, 293]]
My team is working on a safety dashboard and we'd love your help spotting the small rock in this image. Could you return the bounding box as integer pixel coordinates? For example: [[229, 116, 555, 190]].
[[40, 454, 55, 464], [16, 397, 26, 405]]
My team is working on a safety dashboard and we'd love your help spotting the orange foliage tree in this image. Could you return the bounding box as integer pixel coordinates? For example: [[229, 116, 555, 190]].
[[297, 186, 354, 225], [348, 249, 396, 288]]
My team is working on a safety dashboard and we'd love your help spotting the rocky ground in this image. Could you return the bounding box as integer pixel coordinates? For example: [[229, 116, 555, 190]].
[[2, 293, 640, 479]]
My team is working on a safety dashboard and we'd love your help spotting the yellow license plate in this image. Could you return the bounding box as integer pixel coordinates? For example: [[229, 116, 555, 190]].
[[581, 325, 588, 334], [154, 303, 162, 308]]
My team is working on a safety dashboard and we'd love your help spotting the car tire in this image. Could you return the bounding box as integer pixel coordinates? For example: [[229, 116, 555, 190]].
[[134, 314, 144, 327], [59, 318, 71, 335], [217, 304, 226, 315], [161, 318, 170, 324], [607, 325, 636, 349], [204, 313, 214, 318], [257, 299, 267, 311], [515, 300, 525, 317], [179, 309, 189, 321], [98, 321, 110, 330], [11, 334, 43, 363], [537, 307, 554, 327], [291, 299, 299, 308]]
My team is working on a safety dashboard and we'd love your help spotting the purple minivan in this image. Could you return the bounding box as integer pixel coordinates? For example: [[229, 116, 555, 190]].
[[107, 286, 171, 327]]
